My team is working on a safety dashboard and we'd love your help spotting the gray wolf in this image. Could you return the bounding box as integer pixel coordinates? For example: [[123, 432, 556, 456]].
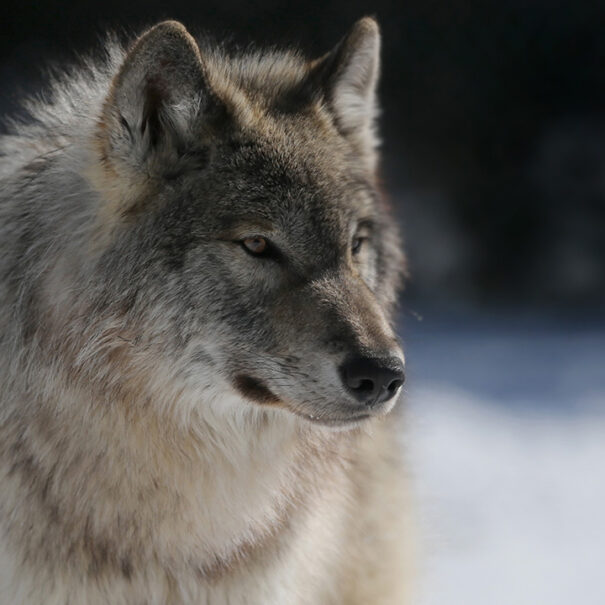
[[0, 18, 412, 604]]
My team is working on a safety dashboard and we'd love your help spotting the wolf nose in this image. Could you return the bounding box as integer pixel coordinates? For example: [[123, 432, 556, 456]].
[[340, 356, 405, 407]]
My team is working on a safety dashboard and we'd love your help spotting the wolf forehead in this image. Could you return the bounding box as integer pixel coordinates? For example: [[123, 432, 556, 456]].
[[194, 136, 380, 223]]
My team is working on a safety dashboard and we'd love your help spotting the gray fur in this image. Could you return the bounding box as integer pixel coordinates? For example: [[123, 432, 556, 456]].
[[0, 19, 411, 605]]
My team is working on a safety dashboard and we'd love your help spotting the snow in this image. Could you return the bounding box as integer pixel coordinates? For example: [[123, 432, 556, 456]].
[[402, 311, 605, 605]]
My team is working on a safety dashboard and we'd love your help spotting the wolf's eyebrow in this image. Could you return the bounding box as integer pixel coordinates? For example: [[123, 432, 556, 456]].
[[349, 184, 380, 215], [215, 215, 276, 237], [355, 218, 375, 232]]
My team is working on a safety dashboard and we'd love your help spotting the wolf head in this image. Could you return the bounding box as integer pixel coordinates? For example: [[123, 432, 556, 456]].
[[45, 20, 406, 428]]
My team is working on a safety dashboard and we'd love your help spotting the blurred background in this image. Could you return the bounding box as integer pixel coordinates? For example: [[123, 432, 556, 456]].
[[2, 1, 604, 603]]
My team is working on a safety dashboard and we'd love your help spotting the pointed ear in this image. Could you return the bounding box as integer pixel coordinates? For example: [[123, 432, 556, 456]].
[[99, 21, 213, 182], [312, 17, 381, 155]]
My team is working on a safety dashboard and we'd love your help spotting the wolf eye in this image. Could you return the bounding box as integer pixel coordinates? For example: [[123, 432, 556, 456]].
[[242, 236, 268, 255], [351, 236, 367, 255]]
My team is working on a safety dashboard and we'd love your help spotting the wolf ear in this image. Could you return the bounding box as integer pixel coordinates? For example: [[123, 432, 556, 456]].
[[312, 17, 381, 154], [99, 21, 214, 181]]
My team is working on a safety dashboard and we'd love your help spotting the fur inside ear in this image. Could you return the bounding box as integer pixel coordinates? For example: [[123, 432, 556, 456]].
[[312, 17, 381, 155], [100, 21, 211, 180]]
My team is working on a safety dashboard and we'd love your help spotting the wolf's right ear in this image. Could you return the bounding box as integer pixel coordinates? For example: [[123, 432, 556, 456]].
[[98, 21, 215, 184]]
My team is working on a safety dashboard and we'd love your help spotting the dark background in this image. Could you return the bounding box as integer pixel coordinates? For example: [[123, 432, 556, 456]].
[[2, 0, 604, 310]]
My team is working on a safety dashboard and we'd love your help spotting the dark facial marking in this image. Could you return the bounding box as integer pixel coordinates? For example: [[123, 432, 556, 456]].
[[233, 375, 281, 405]]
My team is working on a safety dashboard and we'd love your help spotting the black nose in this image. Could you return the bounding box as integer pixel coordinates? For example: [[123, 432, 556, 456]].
[[340, 356, 405, 407]]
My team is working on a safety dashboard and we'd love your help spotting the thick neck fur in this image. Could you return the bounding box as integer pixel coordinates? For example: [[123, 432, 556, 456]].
[[0, 365, 352, 585]]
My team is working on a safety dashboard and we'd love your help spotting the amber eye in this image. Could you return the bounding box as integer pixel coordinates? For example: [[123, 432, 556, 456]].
[[242, 236, 268, 255], [351, 236, 366, 255]]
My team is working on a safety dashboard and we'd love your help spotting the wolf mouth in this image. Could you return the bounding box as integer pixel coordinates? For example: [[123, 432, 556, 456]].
[[233, 374, 282, 405], [233, 374, 373, 427]]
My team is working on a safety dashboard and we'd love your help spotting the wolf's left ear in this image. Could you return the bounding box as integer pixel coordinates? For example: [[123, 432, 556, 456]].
[[311, 18, 381, 157], [99, 21, 215, 184]]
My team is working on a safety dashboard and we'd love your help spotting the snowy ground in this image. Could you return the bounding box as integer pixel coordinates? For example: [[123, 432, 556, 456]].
[[400, 309, 605, 605]]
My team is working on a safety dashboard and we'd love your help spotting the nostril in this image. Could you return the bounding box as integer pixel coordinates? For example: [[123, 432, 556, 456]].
[[352, 378, 375, 393], [387, 378, 404, 394]]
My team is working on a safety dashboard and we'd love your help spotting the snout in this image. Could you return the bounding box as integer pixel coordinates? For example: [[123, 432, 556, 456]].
[[339, 355, 405, 408]]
